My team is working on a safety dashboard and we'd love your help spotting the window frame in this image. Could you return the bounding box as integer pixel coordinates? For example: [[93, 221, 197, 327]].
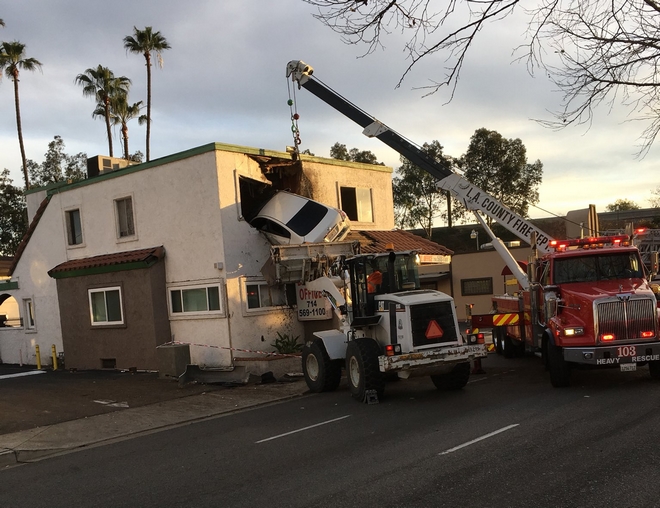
[[461, 277, 493, 296], [241, 277, 287, 315], [23, 298, 36, 331], [339, 185, 374, 223], [64, 207, 84, 247], [167, 282, 225, 319], [114, 195, 137, 241], [88, 286, 124, 326]]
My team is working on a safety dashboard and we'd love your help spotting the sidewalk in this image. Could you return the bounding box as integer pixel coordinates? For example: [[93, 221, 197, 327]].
[[0, 368, 308, 468]]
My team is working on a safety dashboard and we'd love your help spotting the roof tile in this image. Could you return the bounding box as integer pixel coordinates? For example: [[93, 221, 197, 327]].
[[346, 230, 453, 256], [48, 246, 165, 276]]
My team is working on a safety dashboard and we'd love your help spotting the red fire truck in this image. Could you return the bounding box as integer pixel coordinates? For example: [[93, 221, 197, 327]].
[[475, 235, 660, 386]]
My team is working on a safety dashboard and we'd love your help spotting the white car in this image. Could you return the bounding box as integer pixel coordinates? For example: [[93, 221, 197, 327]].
[[250, 190, 351, 245]]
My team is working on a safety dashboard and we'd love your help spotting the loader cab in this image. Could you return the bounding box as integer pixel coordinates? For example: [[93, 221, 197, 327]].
[[345, 251, 421, 318]]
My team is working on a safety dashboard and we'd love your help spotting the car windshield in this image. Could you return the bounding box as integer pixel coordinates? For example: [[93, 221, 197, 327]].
[[286, 200, 329, 236], [553, 252, 644, 284]]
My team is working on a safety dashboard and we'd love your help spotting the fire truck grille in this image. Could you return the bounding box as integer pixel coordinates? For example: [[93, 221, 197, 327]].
[[596, 297, 658, 342], [410, 301, 458, 347]]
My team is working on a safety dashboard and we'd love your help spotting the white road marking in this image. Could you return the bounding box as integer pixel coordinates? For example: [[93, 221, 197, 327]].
[[439, 424, 519, 455], [0, 370, 46, 380], [256, 415, 351, 443], [467, 377, 486, 384]]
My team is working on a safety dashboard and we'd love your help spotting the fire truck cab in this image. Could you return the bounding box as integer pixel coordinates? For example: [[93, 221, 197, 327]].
[[493, 235, 660, 386]]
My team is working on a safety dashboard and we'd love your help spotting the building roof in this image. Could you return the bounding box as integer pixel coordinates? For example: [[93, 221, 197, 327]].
[[347, 230, 453, 256], [48, 246, 165, 279]]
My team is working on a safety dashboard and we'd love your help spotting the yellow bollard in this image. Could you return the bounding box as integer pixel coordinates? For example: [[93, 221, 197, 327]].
[[35, 345, 42, 370], [51, 344, 58, 371]]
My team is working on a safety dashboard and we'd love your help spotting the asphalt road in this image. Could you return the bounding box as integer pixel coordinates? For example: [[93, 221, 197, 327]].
[[2, 354, 660, 508]]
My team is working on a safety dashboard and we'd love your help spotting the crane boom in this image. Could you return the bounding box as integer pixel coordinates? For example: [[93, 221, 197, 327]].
[[286, 60, 554, 269]]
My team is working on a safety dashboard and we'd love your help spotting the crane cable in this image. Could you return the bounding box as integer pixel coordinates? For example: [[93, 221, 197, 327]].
[[286, 78, 302, 154]]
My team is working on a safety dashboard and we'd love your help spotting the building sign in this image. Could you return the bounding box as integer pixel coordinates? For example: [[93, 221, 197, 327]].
[[296, 283, 332, 321], [419, 254, 451, 264]]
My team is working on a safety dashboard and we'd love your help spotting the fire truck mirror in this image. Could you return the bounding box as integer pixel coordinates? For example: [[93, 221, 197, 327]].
[[651, 251, 659, 278], [544, 296, 558, 319]]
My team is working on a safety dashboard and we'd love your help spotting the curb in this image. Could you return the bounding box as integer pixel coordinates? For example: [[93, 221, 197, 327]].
[[0, 448, 16, 468]]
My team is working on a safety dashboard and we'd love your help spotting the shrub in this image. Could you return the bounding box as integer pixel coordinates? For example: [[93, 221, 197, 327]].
[[271, 332, 302, 354]]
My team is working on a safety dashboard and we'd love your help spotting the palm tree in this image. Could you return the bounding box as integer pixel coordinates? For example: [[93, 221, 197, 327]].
[[0, 41, 42, 190], [75, 65, 130, 157], [123, 26, 171, 162], [102, 95, 143, 160]]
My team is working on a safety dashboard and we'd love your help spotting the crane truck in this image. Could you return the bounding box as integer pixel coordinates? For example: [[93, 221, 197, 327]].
[[286, 59, 660, 388]]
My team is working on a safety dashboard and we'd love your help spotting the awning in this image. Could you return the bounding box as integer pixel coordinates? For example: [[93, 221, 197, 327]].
[[501, 260, 528, 276]]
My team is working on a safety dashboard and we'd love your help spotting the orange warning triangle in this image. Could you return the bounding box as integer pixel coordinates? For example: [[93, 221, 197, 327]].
[[425, 320, 444, 339]]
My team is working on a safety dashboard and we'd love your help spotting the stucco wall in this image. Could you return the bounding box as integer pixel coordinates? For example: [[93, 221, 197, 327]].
[[55, 261, 170, 370], [451, 247, 531, 321], [0, 197, 67, 367], [300, 158, 394, 230], [217, 152, 304, 362]]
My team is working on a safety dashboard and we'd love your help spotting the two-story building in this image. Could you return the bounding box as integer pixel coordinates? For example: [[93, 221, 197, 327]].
[[0, 143, 397, 370]]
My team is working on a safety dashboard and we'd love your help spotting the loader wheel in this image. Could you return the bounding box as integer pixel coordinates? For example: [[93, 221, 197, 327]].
[[345, 339, 384, 403], [431, 362, 470, 390], [547, 340, 571, 387], [649, 360, 660, 380], [302, 341, 342, 393]]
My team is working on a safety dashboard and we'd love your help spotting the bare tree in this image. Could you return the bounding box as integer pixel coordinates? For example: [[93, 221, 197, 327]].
[[304, 0, 660, 155]]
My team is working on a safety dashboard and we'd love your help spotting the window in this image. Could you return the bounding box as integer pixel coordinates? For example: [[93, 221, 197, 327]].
[[340, 186, 373, 222], [88, 287, 124, 325], [245, 281, 286, 310], [23, 299, 35, 330], [65, 209, 83, 245], [170, 285, 223, 315], [461, 277, 493, 296], [553, 253, 643, 284], [115, 197, 135, 238], [250, 217, 291, 239]]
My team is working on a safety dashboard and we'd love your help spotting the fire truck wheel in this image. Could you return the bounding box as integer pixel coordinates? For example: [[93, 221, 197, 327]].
[[345, 339, 385, 403], [649, 360, 660, 380], [302, 341, 342, 393], [547, 340, 571, 387], [430, 362, 470, 390], [503, 334, 516, 359], [494, 328, 504, 355]]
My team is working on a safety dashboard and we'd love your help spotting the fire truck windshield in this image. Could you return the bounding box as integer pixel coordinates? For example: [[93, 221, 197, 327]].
[[553, 252, 644, 284]]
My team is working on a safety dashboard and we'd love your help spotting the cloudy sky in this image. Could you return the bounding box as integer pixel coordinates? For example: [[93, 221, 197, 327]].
[[1, 1, 657, 221]]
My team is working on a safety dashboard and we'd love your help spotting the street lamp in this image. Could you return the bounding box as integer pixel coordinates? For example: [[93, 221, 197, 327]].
[[470, 229, 479, 251]]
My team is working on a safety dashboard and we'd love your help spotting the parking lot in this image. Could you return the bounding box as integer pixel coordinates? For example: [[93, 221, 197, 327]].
[[0, 365, 222, 435]]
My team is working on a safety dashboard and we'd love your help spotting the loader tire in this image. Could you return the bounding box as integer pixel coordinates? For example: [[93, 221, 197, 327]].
[[345, 339, 384, 403], [547, 340, 571, 387], [302, 341, 342, 393], [431, 362, 471, 390]]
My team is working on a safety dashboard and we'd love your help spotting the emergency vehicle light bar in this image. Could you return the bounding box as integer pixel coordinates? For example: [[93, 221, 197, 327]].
[[549, 235, 630, 251]]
